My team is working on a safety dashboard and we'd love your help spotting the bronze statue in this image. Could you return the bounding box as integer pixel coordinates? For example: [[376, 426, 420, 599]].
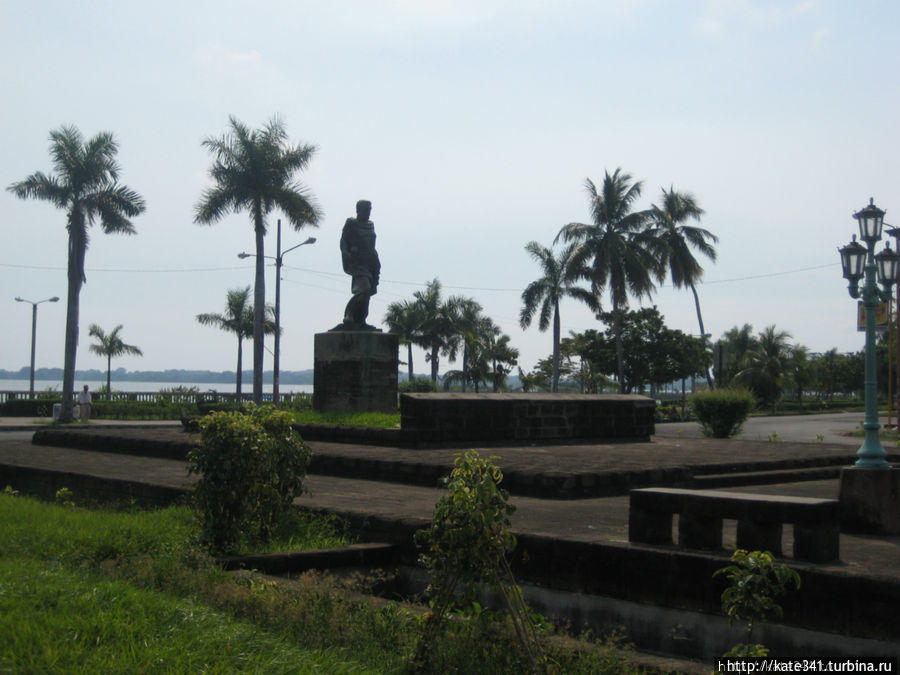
[[333, 199, 381, 331]]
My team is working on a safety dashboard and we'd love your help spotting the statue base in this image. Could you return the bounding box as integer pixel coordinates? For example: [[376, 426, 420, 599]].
[[313, 331, 399, 413]]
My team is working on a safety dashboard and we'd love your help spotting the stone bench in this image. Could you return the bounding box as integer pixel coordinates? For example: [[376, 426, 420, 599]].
[[628, 487, 840, 562]]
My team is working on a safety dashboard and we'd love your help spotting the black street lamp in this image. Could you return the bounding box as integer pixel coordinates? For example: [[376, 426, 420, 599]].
[[15, 295, 59, 397]]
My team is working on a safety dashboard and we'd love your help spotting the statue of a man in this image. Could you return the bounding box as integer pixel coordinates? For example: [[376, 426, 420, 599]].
[[334, 199, 381, 331]]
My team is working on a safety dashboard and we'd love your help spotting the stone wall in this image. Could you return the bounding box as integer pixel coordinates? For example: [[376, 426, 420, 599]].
[[400, 393, 655, 443]]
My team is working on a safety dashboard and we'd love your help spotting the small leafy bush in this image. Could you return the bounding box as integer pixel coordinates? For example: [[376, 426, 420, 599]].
[[413, 450, 543, 671], [188, 405, 310, 553], [690, 389, 755, 438], [714, 549, 801, 657]]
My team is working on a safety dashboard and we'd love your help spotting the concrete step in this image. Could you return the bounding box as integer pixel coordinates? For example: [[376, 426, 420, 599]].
[[693, 466, 841, 488]]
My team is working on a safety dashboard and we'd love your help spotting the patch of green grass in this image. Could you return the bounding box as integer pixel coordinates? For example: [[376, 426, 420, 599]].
[[0, 493, 642, 673], [0, 557, 369, 673], [292, 409, 401, 428], [235, 510, 355, 555]]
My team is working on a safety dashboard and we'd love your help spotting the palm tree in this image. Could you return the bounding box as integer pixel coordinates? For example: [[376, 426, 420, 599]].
[[735, 325, 793, 414], [556, 169, 658, 393], [88, 324, 143, 397], [450, 297, 484, 393], [7, 126, 145, 422], [484, 329, 519, 391], [195, 116, 321, 405], [384, 299, 423, 384], [649, 186, 718, 386], [520, 241, 599, 392], [196, 286, 276, 397], [411, 279, 458, 384]]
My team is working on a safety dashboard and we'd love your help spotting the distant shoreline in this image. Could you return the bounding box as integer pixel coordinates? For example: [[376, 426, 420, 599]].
[[0, 368, 314, 385]]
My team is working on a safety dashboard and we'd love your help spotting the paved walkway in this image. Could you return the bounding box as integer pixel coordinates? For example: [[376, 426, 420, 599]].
[[3, 429, 898, 580]]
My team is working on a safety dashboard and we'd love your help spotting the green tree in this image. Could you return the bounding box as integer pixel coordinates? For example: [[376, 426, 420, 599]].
[[196, 286, 277, 397], [520, 241, 598, 392], [195, 116, 321, 405], [715, 324, 757, 387], [735, 325, 794, 414], [786, 345, 812, 408], [410, 279, 459, 384], [649, 186, 718, 386], [484, 330, 520, 391], [87, 324, 143, 397], [7, 126, 146, 422], [556, 169, 658, 392], [383, 299, 423, 384]]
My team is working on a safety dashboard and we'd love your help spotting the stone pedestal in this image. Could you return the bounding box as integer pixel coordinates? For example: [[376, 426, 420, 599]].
[[839, 467, 900, 534], [313, 331, 398, 413]]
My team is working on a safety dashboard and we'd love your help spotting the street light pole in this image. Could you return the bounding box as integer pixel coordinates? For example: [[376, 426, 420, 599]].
[[15, 296, 59, 397], [838, 199, 899, 468], [239, 223, 315, 406]]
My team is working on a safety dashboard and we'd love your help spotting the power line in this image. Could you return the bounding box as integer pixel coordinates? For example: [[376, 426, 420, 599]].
[[1, 260, 840, 289]]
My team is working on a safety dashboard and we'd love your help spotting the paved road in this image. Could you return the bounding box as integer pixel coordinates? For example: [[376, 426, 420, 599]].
[[654, 410, 887, 445]]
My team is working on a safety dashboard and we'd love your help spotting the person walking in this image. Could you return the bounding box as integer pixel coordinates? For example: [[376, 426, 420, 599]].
[[77, 384, 92, 422]]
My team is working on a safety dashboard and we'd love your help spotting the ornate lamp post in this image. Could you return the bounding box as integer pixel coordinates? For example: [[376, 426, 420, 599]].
[[15, 295, 59, 397], [838, 198, 899, 468], [239, 219, 316, 405]]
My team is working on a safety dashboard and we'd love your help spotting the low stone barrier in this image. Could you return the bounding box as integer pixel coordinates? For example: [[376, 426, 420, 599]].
[[628, 487, 840, 562], [400, 393, 655, 443]]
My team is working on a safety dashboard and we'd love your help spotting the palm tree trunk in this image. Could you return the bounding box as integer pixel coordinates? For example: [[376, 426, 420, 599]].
[[106, 354, 112, 399], [613, 298, 626, 394], [60, 227, 84, 423], [252, 206, 265, 405], [552, 301, 561, 393], [236, 336, 243, 398], [690, 283, 714, 389], [462, 344, 468, 393], [431, 343, 439, 383], [407, 343, 414, 383]]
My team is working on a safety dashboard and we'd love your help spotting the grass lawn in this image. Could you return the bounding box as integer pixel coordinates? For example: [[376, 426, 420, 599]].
[[291, 409, 401, 428], [0, 492, 642, 673]]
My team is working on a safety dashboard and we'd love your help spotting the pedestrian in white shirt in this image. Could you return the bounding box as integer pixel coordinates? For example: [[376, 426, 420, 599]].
[[77, 385, 92, 422]]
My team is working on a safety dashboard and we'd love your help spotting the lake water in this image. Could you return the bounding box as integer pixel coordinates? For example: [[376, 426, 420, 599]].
[[0, 379, 314, 395]]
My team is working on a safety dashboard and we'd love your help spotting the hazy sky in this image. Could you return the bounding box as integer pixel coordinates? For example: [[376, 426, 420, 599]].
[[2, 1, 899, 378]]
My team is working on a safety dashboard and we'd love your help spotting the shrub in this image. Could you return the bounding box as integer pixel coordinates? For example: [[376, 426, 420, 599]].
[[714, 549, 801, 657], [0, 398, 60, 417], [413, 450, 543, 671], [690, 389, 755, 438], [399, 376, 437, 393], [188, 405, 310, 553]]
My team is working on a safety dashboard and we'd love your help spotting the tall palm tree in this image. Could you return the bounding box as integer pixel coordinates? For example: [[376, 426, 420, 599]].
[[384, 299, 423, 384], [7, 126, 145, 422], [649, 186, 718, 386], [88, 324, 143, 397], [411, 279, 458, 384], [735, 325, 793, 414], [556, 169, 657, 392], [196, 286, 276, 397], [520, 241, 599, 392], [195, 116, 321, 404]]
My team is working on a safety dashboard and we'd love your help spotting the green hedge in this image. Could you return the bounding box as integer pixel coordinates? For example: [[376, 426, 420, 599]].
[[0, 398, 60, 417], [690, 389, 756, 438]]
